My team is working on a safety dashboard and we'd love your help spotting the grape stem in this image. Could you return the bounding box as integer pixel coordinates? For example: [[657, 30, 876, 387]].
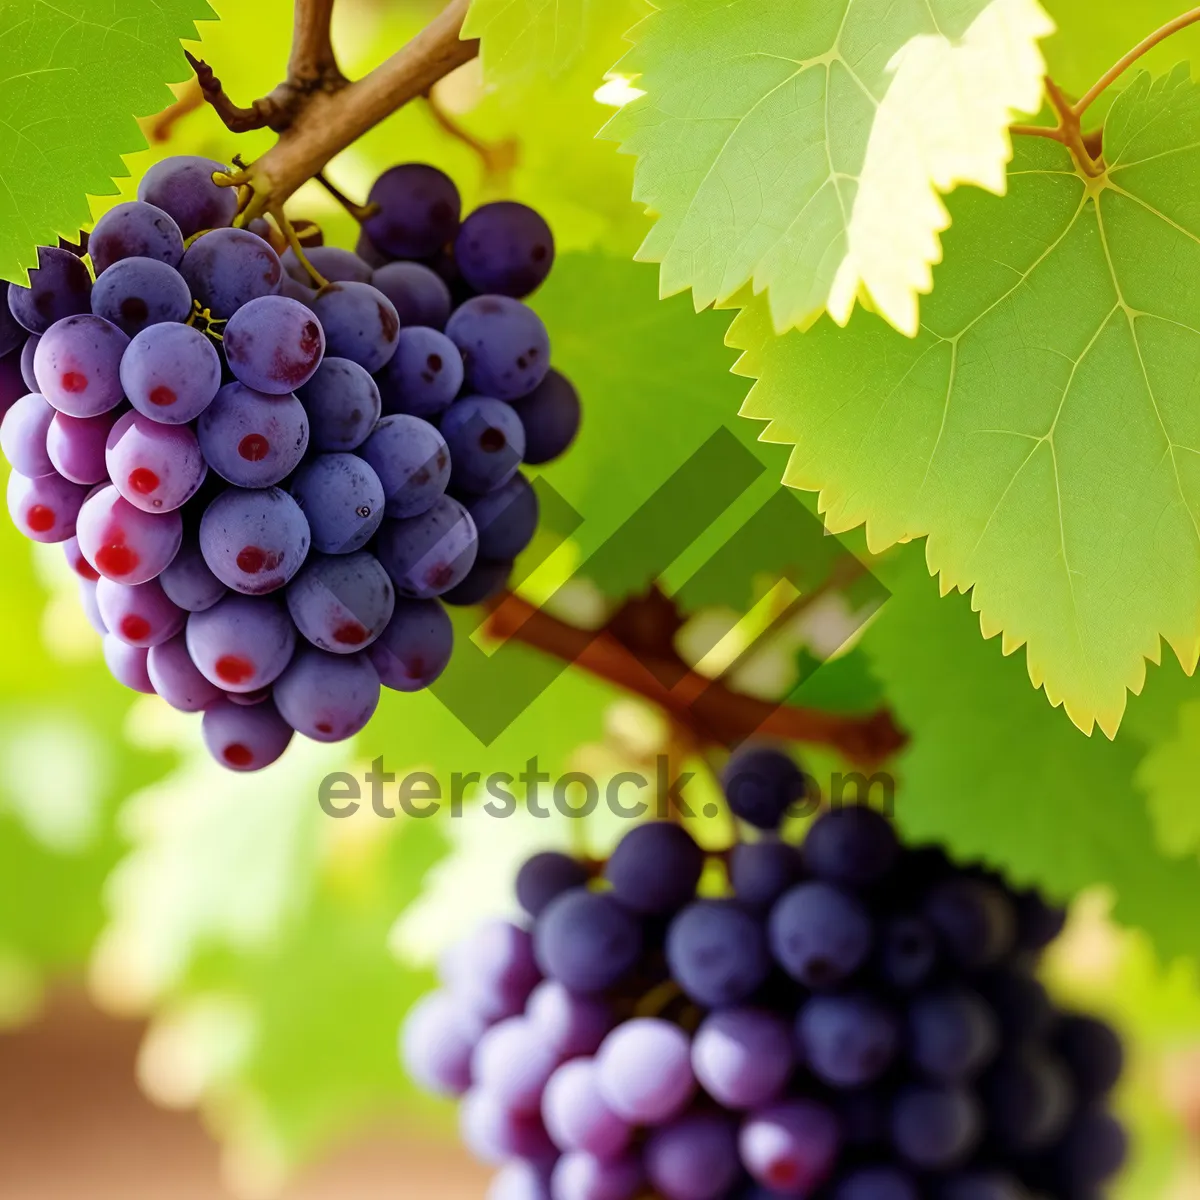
[[483, 590, 908, 766], [424, 83, 520, 182], [314, 173, 380, 224]]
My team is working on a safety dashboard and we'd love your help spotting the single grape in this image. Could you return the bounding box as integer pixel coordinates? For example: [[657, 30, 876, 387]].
[[196, 382, 310, 487], [983, 1049, 1073, 1153], [89, 256, 192, 337], [543, 1058, 631, 1158], [1054, 1108, 1127, 1187], [286, 551, 395, 652], [359, 413, 450, 518], [455, 201, 555, 298], [20, 335, 39, 390], [803, 805, 899, 887], [376, 325, 464, 417], [797, 994, 899, 1089], [1013, 888, 1067, 952], [364, 163, 462, 259], [103, 635, 154, 693], [1054, 1014, 1124, 1098], [1, 392, 55, 476], [376, 494, 479, 598], [105, 410, 207, 512], [199, 486, 311, 595], [76, 484, 183, 582], [768, 881, 873, 989], [372, 260, 452, 329], [120, 322, 223, 424], [924, 878, 1017, 970], [908, 988, 999, 1084], [596, 1018, 695, 1125], [366, 598, 454, 691], [534, 890, 642, 995], [310, 281, 400, 373], [729, 841, 804, 912], [64, 535, 100, 581], [96, 576, 186, 647], [0, 284, 25, 356], [472, 1016, 561, 1115], [692, 1008, 795, 1110], [158, 538, 227, 612], [441, 395, 527, 494], [516, 851, 590, 918], [526, 980, 612, 1059], [878, 915, 938, 990], [550, 1151, 643, 1200], [90, 201, 184, 274], [667, 900, 770, 1007], [79, 578, 107, 633], [185, 593, 297, 692], [834, 1168, 919, 1200], [445, 919, 541, 1025], [200, 697, 294, 771], [721, 744, 808, 831], [273, 646, 380, 742], [223, 294, 325, 393], [400, 990, 477, 1097], [146, 635, 223, 711], [282, 245, 372, 285], [34, 314, 128, 416], [459, 1089, 556, 1165], [445, 295, 550, 401], [289, 453, 385, 553], [179, 227, 283, 317], [604, 821, 704, 915], [890, 1085, 981, 1170], [46, 409, 119, 485], [440, 557, 512, 606], [486, 1161, 552, 1200], [296, 357, 381, 452], [7, 468, 88, 542], [7, 246, 92, 333], [138, 156, 239, 238], [465, 473, 539, 561], [739, 1099, 840, 1196]]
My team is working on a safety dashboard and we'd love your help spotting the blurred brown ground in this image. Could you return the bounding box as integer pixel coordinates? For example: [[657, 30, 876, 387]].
[[0, 989, 490, 1199]]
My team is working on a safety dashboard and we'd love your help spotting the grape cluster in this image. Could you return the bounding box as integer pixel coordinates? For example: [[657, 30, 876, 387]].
[[0, 158, 580, 770], [401, 746, 1127, 1200]]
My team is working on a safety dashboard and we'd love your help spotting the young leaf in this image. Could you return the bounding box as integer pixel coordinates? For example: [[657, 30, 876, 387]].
[[0, 0, 213, 282], [603, 0, 1054, 336], [732, 66, 1200, 738]]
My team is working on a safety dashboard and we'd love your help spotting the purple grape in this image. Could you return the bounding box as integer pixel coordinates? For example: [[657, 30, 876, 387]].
[[356, 230, 391, 270], [366, 598, 454, 690], [924, 878, 1017, 970], [604, 822, 704, 915], [879, 915, 938, 990], [281, 274, 317, 305], [364, 164, 461, 259], [282, 245, 372, 285], [376, 494, 478, 598], [692, 1009, 795, 1110], [526, 981, 612, 1059], [516, 851, 590, 918], [34, 314, 128, 416], [198, 486, 311, 595], [376, 325, 464, 417], [543, 1058, 631, 1156], [401, 990, 478, 1097], [440, 557, 512, 606], [359, 413, 450, 518], [834, 1168, 919, 1200], [96, 576, 185, 647], [273, 646, 380, 741], [146, 635, 223, 711], [441, 395, 526, 494], [596, 1019, 695, 1124], [486, 1161, 552, 1200], [289, 453, 385, 553], [1054, 1014, 1124, 1098], [460, 1089, 556, 1165], [446, 919, 540, 1025], [667, 900, 770, 1007], [90, 201, 184, 275], [551, 1151, 643, 1200], [1055, 1108, 1127, 1186], [1, 392, 54, 476], [296, 357, 381, 451], [121, 322, 223, 424], [455, 201, 555, 299], [20, 335, 39, 390], [179, 227, 283, 317], [89, 256, 192, 336], [769, 882, 873, 989], [310, 281, 399, 373], [0, 285, 25, 356], [472, 1016, 561, 1115], [47, 409, 119, 484], [722, 744, 808, 831], [908, 988, 998, 1083], [645, 1111, 740, 1200], [983, 1049, 1073, 1152], [200, 697, 294, 770], [7, 468, 88, 542], [891, 1086, 981, 1170], [65, 535, 101, 581], [8, 246, 92, 333], [729, 841, 804, 912], [223, 294, 325, 393], [1013, 888, 1067, 952], [158, 538, 227, 612], [803, 806, 899, 887], [445, 295, 550, 400], [105, 410, 207, 512], [797, 994, 899, 1088], [372, 260, 452, 329], [186, 594, 296, 691], [286, 551, 395, 652], [940, 1173, 1030, 1200], [76, 484, 183, 582], [138, 156, 239, 238], [739, 1099, 840, 1196], [466, 473, 539, 560], [981, 971, 1054, 1044], [535, 890, 642, 996], [79, 578, 107, 632], [196, 382, 310, 487], [103, 635, 154, 693]]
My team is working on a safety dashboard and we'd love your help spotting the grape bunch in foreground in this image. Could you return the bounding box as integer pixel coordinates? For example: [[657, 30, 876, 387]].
[[0, 158, 579, 771], [401, 746, 1126, 1200]]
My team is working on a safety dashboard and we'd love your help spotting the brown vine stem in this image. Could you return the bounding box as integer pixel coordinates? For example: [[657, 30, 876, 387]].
[[425, 83, 520, 182], [147, 79, 204, 142], [287, 0, 343, 87]]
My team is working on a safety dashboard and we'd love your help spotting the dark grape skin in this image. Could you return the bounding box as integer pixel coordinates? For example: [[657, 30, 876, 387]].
[[363, 163, 462, 259], [908, 988, 999, 1083], [941, 1172, 1032, 1200], [721, 744, 810, 831], [803, 804, 900, 887], [891, 1085, 982, 1170], [982, 1049, 1074, 1154], [666, 900, 771, 1007], [454, 201, 555, 299], [924, 877, 1017, 970], [510, 368, 581, 465], [797, 993, 900, 1088], [769, 881, 873, 989], [979, 970, 1055, 1044], [729, 840, 804, 912], [439, 557, 513, 607], [878, 915, 939, 990], [533, 889, 643, 995], [603, 821, 704, 915], [515, 851, 590, 917], [1013, 888, 1068, 952], [1053, 1108, 1128, 1188], [1053, 1015, 1124, 1099], [8, 246, 92, 333]]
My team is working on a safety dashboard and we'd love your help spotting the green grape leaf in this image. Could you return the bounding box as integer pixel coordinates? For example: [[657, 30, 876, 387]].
[[864, 546, 1200, 961], [732, 66, 1200, 738], [0, 0, 213, 282], [1136, 700, 1200, 859], [602, 0, 1054, 336]]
